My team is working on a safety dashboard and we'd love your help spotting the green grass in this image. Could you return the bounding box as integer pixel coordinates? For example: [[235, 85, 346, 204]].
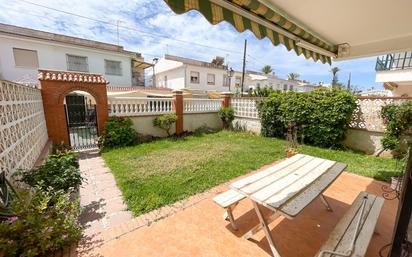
[[101, 131, 397, 216]]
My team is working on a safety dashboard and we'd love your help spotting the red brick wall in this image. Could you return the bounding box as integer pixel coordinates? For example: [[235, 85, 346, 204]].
[[40, 81, 108, 145]]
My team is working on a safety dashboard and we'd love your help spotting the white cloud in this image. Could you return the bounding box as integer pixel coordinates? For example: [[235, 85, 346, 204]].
[[0, 0, 382, 89]]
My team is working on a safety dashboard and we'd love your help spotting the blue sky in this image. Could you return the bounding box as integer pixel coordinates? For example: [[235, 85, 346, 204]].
[[0, 0, 383, 91]]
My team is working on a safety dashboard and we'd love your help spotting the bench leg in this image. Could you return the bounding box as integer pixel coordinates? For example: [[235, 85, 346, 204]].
[[320, 194, 333, 212], [223, 203, 239, 230], [244, 211, 280, 240], [226, 205, 238, 230], [252, 201, 282, 257]]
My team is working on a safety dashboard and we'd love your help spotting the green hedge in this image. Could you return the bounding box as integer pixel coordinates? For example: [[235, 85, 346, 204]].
[[258, 88, 356, 148]]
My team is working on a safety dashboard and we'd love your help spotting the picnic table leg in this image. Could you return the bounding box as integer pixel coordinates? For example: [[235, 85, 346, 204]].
[[244, 211, 280, 239], [320, 194, 333, 212], [252, 201, 282, 257]]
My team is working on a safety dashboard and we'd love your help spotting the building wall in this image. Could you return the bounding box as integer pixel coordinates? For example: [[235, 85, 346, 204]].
[[156, 67, 186, 90], [184, 64, 232, 91], [0, 35, 133, 86]]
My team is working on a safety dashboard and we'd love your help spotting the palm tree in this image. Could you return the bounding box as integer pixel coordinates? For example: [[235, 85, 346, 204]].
[[330, 67, 340, 86], [261, 65, 273, 74], [287, 72, 300, 80]]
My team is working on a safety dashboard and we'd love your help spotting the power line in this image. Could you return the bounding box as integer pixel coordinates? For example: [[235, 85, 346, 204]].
[[16, 0, 243, 55]]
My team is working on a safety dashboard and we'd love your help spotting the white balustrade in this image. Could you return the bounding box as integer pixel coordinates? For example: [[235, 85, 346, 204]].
[[231, 98, 262, 119], [0, 81, 49, 177], [183, 99, 222, 113], [108, 97, 174, 116]]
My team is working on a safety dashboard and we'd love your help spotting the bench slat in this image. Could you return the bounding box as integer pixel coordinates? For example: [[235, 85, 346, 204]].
[[317, 192, 384, 257], [213, 189, 245, 208]]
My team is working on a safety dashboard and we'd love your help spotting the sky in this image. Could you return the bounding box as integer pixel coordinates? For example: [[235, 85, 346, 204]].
[[0, 0, 384, 91]]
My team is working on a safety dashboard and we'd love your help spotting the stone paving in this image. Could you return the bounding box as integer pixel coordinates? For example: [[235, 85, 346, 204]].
[[77, 149, 133, 237]]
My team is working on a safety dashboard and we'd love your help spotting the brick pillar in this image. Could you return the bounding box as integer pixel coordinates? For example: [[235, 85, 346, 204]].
[[220, 92, 232, 108], [173, 90, 183, 135]]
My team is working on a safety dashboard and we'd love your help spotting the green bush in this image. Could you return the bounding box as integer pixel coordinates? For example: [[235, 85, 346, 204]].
[[381, 101, 412, 156], [101, 116, 136, 147], [153, 114, 177, 136], [258, 88, 356, 148], [0, 187, 82, 257], [15, 152, 82, 192], [218, 107, 235, 129]]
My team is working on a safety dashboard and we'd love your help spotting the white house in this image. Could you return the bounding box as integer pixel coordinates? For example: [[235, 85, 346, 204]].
[[0, 23, 151, 87], [152, 54, 234, 92], [152, 54, 317, 94], [375, 51, 412, 96]]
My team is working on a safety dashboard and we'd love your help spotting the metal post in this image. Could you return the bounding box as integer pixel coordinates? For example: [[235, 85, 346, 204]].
[[389, 149, 412, 257], [241, 39, 247, 97]]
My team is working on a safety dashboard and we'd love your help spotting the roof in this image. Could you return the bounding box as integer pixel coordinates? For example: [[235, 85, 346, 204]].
[[0, 23, 141, 58], [165, 54, 227, 70]]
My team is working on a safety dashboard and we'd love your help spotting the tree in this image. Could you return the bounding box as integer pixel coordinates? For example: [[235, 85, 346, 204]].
[[287, 72, 300, 80], [330, 67, 341, 87], [261, 65, 273, 74]]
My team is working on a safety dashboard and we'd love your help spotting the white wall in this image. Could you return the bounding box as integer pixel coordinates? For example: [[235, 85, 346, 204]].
[[156, 67, 186, 90], [0, 35, 133, 86], [185, 64, 232, 91]]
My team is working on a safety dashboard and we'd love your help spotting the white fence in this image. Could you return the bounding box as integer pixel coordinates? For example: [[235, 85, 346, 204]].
[[350, 96, 412, 132], [183, 99, 221, 113], [231, 97, 262, 119], [0, 81, 48, 176], [108, 97, 174, 116]]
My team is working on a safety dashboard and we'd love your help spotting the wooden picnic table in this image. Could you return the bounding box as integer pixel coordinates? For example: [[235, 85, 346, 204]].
[[230, 154, 347, 257]]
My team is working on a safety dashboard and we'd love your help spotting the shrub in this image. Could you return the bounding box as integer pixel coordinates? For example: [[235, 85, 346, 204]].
[[218, 107, 235, 129], [381, 101, 412, 156], [101, 116, 136, 147], [0, 187, 82, 257], [258, 88, 356, 148], [15, 152, 82, 192], [153, 114, 177, 136]]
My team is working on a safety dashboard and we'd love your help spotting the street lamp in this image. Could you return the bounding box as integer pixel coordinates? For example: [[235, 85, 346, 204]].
[[152, 57, 159, 87], [227, 67, 234, 91]]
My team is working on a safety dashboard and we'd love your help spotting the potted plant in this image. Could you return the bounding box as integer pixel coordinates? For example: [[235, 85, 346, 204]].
[[285, 121, 300, 158]]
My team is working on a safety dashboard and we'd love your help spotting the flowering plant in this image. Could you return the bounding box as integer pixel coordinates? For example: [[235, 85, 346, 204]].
[[0, 187, 82, 257]]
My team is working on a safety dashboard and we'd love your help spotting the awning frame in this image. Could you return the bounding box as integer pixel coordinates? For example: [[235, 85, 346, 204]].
[[211, 0, 336, 58]]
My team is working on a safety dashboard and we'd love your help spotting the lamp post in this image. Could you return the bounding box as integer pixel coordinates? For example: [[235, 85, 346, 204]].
[[152, 57, 159, 87], [227, 67, 234, 92]]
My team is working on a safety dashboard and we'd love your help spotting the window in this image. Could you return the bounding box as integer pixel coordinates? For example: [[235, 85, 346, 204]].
[[13, 48, 38, 68], [190, 71, 199, 83], [235, 76, 241, 88], [164, 75, 168, 87], [105, 60, 122, 75], [223, 75, 229, 87], [207, 73, 215, 85], [283, 84, 288, 91], [66, 54, 88, 72], [289, 85, 294, 91]]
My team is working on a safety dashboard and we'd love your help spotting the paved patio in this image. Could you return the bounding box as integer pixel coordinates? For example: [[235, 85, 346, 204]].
[[67, 165, 398, 257]]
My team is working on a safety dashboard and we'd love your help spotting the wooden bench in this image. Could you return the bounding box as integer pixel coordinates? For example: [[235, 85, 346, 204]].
[[213, 189, 246, 230], [316, 192, 384, 257]]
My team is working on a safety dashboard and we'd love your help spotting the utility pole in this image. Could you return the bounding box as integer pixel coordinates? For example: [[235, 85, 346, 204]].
[[347, 72, 351, 92], [241, 39, 247, 96], [116, 20, 120, 46]]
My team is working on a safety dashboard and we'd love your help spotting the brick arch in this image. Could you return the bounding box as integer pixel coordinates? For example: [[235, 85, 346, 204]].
[[38, 70, 108, 145]]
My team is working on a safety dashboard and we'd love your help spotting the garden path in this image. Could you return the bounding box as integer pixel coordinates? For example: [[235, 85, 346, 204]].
[[77, 149, 133, 236]]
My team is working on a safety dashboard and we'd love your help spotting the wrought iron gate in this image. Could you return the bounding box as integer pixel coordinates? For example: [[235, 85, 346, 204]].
[[65, 94, 98, 149]]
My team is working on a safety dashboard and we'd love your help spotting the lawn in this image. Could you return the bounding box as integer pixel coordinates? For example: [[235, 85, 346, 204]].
[[101, 131, 397, 216]]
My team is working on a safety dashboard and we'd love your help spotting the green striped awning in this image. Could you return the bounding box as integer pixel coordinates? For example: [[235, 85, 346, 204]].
[[164, 0, 337, 64]]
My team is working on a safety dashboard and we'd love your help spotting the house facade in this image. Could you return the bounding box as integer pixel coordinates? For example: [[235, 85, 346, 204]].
[[153, 54, 233, 92], [375, 51, 412, 96], [152, 54, 317, 94], [0, 23, 150, 87]]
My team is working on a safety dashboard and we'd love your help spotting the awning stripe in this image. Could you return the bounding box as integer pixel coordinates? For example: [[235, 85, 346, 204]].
[[164, 0, 334, 64]]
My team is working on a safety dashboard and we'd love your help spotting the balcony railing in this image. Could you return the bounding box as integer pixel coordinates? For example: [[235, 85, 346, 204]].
[[376, 51, 412, 71]]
